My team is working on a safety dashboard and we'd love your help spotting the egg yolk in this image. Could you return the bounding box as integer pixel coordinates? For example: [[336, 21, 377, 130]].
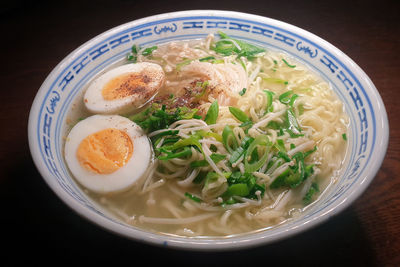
[[102, 73, 151, 100], [77, 128, 133, 174]]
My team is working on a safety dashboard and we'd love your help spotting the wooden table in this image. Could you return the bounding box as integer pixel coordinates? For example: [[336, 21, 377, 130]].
[[1, 0, 399, 265]]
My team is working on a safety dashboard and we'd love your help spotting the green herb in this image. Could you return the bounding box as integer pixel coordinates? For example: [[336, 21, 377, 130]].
[[244, 135, 271, 173], [127, 44, 157, 62], [131, 44, 138, 54], [190, 153, 226, 168], [127, 44, 139, 62], [239, 88, 247, 96], [228, 136, 254, 165], [196, 130, 222, 142], [229, 107, 250, 123], [167, 135, 203, 153], [204, 100, 219, 125], [152, 130, 179, 139], [289, 94, 299, 107], [184, 192, 202, 203], [212, 31, 265, 59], [282, 58, 296, 68], [141, 46, 158, 56], [193, 171, 208, 184], [279, 90, 294, 105], [221, 197, 238, 206], [263, 90, 275, 113], [129, 105, 201, 133], [199, 56, 216, 62], [204, 171, 231, 190], [238, 57, 247, 71], [158, 146, 192, 160], [286, 108, 302, 133], [304, 146, 317, 158], [224, 172, 265, 199], [342, 133, 347, 141], [277, 151, 291, 162], [269, 151, 315, 189], [126, 54, 136, 62], [176, 59, 193, 71], [262, 77, 289, 85], [274, 139, 286, 153], [225, 183, 249, 197], [222, 125, 239, 154], [303, 182, 319, 204], [193, 81, 209, 99], [267, 121, 281, 130], [269, 168, 291, 189]]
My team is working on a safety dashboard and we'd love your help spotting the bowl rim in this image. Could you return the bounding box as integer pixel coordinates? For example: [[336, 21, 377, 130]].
[[28, 9, 389, 251]]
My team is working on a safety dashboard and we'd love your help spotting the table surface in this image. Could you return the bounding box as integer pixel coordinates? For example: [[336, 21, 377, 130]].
[[1, 0, 399, 265]]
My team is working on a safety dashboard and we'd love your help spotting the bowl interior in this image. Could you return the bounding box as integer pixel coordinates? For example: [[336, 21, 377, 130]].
[[28, 10, 388, 250]]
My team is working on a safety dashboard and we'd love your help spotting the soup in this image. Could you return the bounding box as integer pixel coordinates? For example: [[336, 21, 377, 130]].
[[64, 32, 348, 237]]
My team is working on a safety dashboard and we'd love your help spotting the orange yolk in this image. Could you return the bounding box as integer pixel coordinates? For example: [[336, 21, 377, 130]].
[[77, 128, 133, 174], [102, 73, 150, 100]]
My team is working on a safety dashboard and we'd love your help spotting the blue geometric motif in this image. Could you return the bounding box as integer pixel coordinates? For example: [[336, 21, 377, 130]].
[[154, 23, 177, 34], [35, 15, 376, 226]]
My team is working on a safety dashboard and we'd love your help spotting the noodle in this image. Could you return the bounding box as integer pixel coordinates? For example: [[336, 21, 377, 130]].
[[79, 33, 348, 237]]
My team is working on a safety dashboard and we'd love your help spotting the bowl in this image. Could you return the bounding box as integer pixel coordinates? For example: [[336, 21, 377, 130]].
[[28, 10, 389, 250]]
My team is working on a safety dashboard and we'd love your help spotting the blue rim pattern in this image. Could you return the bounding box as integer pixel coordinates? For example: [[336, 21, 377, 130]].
[[34, 13, 379, 244]]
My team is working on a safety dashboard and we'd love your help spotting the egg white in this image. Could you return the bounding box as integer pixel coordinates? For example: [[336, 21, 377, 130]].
[[64, 115, 152, 194], [84, 62, 165, 115]]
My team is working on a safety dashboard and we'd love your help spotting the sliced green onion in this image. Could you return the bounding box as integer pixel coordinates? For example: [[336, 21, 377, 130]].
[[304, 146, 317, 158], [158, 147, 192, 160], [303, 182, 319, 204], [342, 133, 347, 141], [193, 171, 207, 184], [196, 130, 222, 142], [263, 90, 275, 113], [199, 56, 216, 62], [131, 44, 139, 54], [244, 135, 271, 173], [279, 90, 294, 104], [225, 183, 249, 197], [275, 139, 286, 152], [239, 88, 247, 96], [142, 46, 157, 56], [170, 136, 203, 153], [204, 100, 219, 125], [282, 58, 296, 68], [277, 151, 291, 162], [152, 130, 179, 138], [286, 108, 302, 132], [269, 168, 291, 189], [229, 107, 250, 123], [289, 94, 299, 107], [176, 59, 193, 71], [213, 31, 265, 59], [184, 192, 202, 203], [263, 77, 289, 85], [228, 148, 244, 165], [222, 125, 238, 154]]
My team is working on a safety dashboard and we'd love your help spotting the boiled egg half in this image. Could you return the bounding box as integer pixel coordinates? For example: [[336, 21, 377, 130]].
[[64, 115, 151, 194], [84, 62, 165, 114]]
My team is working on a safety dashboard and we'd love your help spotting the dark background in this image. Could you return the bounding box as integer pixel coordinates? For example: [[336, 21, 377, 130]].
[[1, 0, 399, 265]]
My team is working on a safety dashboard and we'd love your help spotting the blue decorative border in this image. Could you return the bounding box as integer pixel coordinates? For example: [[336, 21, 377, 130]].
[[35, 15, 376, 229]]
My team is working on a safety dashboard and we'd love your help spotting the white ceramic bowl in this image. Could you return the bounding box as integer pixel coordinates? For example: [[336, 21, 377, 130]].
[[28, 10, 388, 250]]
